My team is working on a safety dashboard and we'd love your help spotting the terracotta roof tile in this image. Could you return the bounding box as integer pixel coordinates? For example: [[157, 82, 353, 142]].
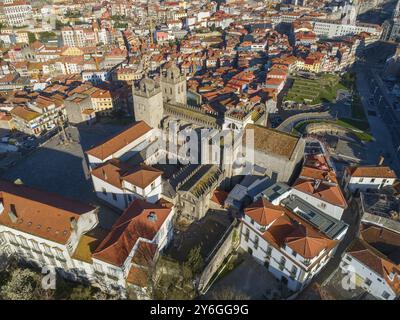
[[93, 199, 172, 266], [86, 121, 152, 160], [0, 180, 95, 244], [347, 166, 397, 179]]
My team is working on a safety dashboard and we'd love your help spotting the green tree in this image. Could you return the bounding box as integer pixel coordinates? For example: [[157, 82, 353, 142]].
[[28, 32, 36, 44], [185, 245, 204, 275], [69, 285, 94, 300], [0, 268, 50, 300]]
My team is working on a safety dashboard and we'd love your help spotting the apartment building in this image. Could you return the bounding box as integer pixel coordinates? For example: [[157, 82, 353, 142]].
[[91, 160, 162, 211], [10, 106, 43, 136], [2, 0, 32, 27], [0, 180, 99, 285], [91, 199, 175, 297], [240, 197, 343, 292], [311, 20, 382, 39], [340, 224, 400, 300], [0, 180, 175, 296], [61, 27, 86, 47]]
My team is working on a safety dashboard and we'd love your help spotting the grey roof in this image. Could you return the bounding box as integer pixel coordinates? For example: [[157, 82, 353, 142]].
[[281, 195, 348, 239], [247, 177, 275, 199], [261, 182, 291, 202], [360, 191, 400, 219]]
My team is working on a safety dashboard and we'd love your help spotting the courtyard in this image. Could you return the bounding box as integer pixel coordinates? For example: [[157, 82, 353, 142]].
[[205, 251, 289, 300]]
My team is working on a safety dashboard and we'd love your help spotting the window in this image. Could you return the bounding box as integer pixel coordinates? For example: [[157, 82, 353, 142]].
[[346, 255, 352, 262], [19, 236, 29, 248], [370, 178, 376, 183], [266, 246, 272, 257], [319, 202, 327, 209], [279, 257, 286, 270], [359, 178, 364, 182], [254, 236, 259, 250], [56, 249, 65, 261], [364, 278, 372, 286], [151, 182, 155, 190], [43, 245, 53, 256], [290, 266, 298, 279], [244, 228, 250, 242], [102, 187, 106, 195], [112, 193, 117, 201], [30, 240, 40, 252], [108, 267, 118, 278], [382, 291, 390, 299], [8, 233, 17, 244], [292, 250, 297, 258], [94, 263, 103, 273], [250, 219, 255, 225]]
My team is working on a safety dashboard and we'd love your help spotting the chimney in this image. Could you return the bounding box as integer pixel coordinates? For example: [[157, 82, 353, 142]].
[[378, 156, 385, 166], [313, 179, 321, 192], [147, 211, 157, 222]]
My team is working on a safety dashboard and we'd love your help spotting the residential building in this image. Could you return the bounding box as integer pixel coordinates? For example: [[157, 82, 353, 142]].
[[343, 165, 398, 194], [240, 197, 340, 292], [340, 224, 400, 300]]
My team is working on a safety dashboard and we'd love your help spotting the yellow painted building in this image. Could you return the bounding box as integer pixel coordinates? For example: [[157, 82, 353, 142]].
[[90, 89, 114, 115]]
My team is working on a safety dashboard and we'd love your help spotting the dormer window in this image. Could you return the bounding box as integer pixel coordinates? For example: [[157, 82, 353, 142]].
[[8, 204, 17, 223], [147, 211, 157, 222]]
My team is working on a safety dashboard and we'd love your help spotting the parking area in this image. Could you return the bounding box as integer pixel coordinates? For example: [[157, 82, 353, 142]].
[[205, 252, 286, 300], [1, 123, 127, 229]]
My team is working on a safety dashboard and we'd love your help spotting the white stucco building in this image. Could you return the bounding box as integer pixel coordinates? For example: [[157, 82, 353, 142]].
[[0, 180, 175, 297], [342, 165, 398, 194], [340, 224, 400, 300], [240, 197, 345, 292]]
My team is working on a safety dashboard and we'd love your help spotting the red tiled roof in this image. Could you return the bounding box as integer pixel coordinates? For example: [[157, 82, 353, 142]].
[[0, 180, 95, 244], [86, 121, 152, 160], [293, 178, 347, 208], [93, 199, 172, 266], [347, 166, 397, 179]]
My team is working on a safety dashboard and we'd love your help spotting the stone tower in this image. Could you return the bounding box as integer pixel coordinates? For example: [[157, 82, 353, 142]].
[[132, 77, 163, 128], [160, 64, 187, 105]]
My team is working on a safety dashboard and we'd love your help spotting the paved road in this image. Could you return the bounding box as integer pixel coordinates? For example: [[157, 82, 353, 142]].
[[354, 65, 400, 174], [276, 110, 332, 133]]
